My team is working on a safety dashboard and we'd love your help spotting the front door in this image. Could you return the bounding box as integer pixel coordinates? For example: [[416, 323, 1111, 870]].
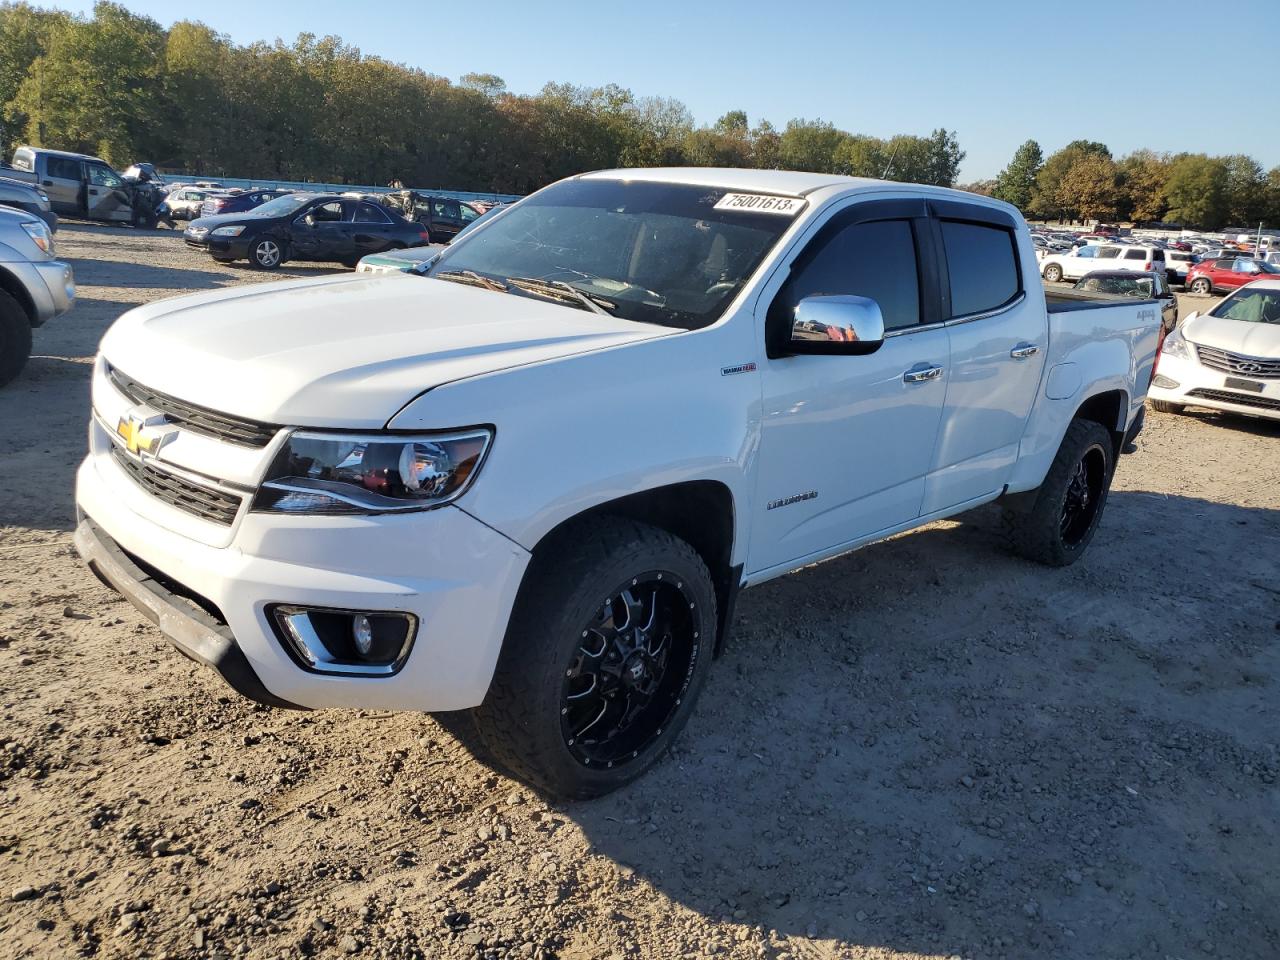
[[748, 205, 949, 577], [85, 162, 129, 221], [292, 200, 350, 261]]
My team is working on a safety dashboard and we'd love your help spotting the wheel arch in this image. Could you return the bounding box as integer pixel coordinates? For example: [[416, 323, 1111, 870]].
[[1072, 387, 1129, 456], [0, 265, 36, 324], [526, 480, 741, 656]]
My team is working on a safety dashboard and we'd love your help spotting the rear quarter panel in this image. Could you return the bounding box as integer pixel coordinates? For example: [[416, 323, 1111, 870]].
[[1006, 299, 1160, 493]]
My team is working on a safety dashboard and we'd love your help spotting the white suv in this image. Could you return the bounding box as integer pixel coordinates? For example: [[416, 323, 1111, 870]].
[[1040, 243, 1166, 283]]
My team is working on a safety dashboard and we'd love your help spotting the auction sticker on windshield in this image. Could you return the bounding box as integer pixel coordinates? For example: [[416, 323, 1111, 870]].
[[713, 193, 806, 215]]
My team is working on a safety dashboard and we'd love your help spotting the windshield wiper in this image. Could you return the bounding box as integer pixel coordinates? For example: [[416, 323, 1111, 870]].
[[506, 277, 616, 316], [433, 269, 507, 292]]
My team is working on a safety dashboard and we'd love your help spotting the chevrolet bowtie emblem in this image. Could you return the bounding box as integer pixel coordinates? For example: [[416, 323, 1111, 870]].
[[116, 409, 176, 458]]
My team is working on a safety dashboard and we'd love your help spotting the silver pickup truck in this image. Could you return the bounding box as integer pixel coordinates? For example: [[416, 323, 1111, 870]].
[[3, 146, 160, 228], [0, 207, 75, 387]]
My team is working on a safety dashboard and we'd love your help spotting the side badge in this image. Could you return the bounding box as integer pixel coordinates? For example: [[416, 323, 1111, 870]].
[[721, 362, 757, 377]]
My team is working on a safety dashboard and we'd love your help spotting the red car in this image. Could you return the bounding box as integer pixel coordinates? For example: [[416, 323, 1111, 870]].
[[1185, 256, 1279, 295]]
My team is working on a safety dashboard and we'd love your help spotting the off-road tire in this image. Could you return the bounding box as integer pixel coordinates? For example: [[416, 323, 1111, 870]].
[[1002, 418, 1115, 567], [0, 289, 33, 388], [1043, 263, 1063, 283], [1150, 400, 1184, 414], [469, 518, 717, 799]]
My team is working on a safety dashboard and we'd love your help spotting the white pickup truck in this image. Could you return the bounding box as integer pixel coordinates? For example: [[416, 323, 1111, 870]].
[[75, 169, 1160, 797]]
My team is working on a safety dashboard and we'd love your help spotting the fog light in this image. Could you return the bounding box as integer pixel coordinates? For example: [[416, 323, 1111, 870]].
[[1152, 375, 1179, 389], [270, 605, 417, 677], [353, 614, 374, 656]]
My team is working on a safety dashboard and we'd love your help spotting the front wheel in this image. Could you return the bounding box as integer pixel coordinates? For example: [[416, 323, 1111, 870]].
[[469, 518, 717, 799], [1189, 278, 1212, 295], [250, 238, 283, 270], [1003, 418, 1115, 567], [1043, 263, 1063, 283], [0, 290, 33, 388], [1150, 400, 1184, 414]]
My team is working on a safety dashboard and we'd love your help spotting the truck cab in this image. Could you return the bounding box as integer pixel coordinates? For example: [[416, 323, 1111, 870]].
[[7, 146, 149, 224]]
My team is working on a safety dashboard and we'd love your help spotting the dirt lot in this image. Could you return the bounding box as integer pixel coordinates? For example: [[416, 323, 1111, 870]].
[[1, 224, 1278, 960]]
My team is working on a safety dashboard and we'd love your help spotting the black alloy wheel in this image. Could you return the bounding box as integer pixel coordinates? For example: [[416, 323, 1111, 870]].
[[1059, 443, 1107, 548], [561, 573, 700, 769]]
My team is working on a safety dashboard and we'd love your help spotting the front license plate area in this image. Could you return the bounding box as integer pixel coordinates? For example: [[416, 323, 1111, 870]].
[[1223, 376, 1264, 393]]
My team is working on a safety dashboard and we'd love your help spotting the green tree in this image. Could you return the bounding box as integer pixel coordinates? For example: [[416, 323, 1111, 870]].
[[1029, 140, 1111, 220], [458, 72, 504, 97], [832, 134, 885, 178], [0, 2, 67, 153], [992, 139, 1042, 210], [777, 118, 844, 172], [1163, 154, 1229, 229], [1221, 153, 1265, 226], [1056, 153, 1122, 222], [1118, 150, 1169, 223]]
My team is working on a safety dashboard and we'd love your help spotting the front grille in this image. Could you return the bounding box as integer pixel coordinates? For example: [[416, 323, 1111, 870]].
[[110, 446, 244, 525], [1186, 389, 1280, 413], [1194, 344, 1280, 379], [108, 365, 278, 447]]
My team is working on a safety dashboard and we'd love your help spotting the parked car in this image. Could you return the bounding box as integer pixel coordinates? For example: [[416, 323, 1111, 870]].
[[0, 176, 57, 231], [162, 186, 227, 220], [1148, 279, 1280, 420], [74, 169, 1160, 798], [1040, 243, 1166, 283], [355, 206, 501, 273], [378, 190, 483, 242], [1073, 270, 1176, 332], [199, 189, 287, 218], [184, 193, 429, 269], [2, 146, 161, 227], [0, 207, 75, 387], [1185, 257, 1280, 295], [1163, 250, 1199, 285]]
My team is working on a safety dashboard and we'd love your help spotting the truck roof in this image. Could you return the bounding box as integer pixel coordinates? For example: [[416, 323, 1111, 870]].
[[16, 145, 105, 163], [578, 167, 1003, 207]]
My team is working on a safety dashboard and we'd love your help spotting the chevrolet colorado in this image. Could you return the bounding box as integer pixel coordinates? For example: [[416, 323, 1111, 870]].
[[75, 169, 1160, 798]]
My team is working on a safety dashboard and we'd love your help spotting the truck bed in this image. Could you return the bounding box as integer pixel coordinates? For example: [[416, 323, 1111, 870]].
[[1043, 287, 1160, 313]]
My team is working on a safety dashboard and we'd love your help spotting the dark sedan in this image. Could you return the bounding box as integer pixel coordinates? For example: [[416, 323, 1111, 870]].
[[184, 193, 429, 270], [199, 188, 289, 218], [1074, 269, 1177, 332]]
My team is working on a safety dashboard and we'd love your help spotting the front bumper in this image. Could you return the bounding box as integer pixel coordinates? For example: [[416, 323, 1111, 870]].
[[1149, 351, 1280, 421], [3, 257, 75, 326], [75, 449, 532, 712]]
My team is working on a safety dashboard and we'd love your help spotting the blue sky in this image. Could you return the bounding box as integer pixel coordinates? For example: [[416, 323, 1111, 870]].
[[63, 0, 1278, 181]]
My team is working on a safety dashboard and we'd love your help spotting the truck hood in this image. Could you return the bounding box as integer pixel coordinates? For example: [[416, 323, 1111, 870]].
[[99, 273, 675, 426], [1185, 313, 1280, 358]]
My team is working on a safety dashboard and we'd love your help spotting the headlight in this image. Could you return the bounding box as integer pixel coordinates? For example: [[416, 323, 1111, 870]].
[[1161, 326, 1190, 360], [20, 219, 52, 255], [253, 429, 493, 514], [37, 190, 49, 202], [211, 225, 245, 237]]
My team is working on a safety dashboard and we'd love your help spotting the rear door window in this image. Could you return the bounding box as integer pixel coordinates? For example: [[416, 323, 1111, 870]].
[[353, 202, 391, 223], [47, 156, 81, 181], [1098, 247, 1121, 260], [1123, 249, 1146, 261], [939, 220, 1020, 317]]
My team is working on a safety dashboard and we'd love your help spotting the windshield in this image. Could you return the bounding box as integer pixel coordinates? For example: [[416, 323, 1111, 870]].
[[248, 194, 311, 218], [427, 179, 798, 329], [1209, 287, 1280, 324]]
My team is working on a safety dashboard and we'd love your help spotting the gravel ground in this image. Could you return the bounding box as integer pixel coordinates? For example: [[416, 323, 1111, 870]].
[[1, 224, 1278, 960]]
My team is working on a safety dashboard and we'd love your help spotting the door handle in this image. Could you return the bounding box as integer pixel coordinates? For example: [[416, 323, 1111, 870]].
[[41, 179, 53, 186], [1010, 344, 1040, 359], [903, 364, 943, 384]]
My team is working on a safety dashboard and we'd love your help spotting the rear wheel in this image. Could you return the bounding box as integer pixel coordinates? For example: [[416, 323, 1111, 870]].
[[1043, 263, 1063, 283], [1189, 278, 1212, 295], [250, 238, 283, 270], [469, 518, 716, 799], [0, 290, 32, 388], [1003, 419, 1115, 567]]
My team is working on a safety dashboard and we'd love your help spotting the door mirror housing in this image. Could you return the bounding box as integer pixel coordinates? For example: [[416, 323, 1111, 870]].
[[785, 295, 886, 356]]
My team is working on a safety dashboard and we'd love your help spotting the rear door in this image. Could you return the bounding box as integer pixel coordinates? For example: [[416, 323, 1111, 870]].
[[430, 198, 464, 241], [1118, 247, 1150, 273], [42, 155, 82, 214], [350, 201, 395, 257], [922, 203, 1048, 513]]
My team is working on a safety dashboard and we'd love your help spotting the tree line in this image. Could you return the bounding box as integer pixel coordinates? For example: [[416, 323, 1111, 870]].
[[0, 2, 964, 194], [967, 139, 1280, 231]]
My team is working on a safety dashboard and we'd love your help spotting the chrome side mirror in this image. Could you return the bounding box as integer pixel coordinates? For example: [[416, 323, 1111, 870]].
[[787, 295, 886, 356]]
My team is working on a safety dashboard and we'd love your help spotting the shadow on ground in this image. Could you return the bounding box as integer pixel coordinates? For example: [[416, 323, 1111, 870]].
[[566, 493, 1280, 958]]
